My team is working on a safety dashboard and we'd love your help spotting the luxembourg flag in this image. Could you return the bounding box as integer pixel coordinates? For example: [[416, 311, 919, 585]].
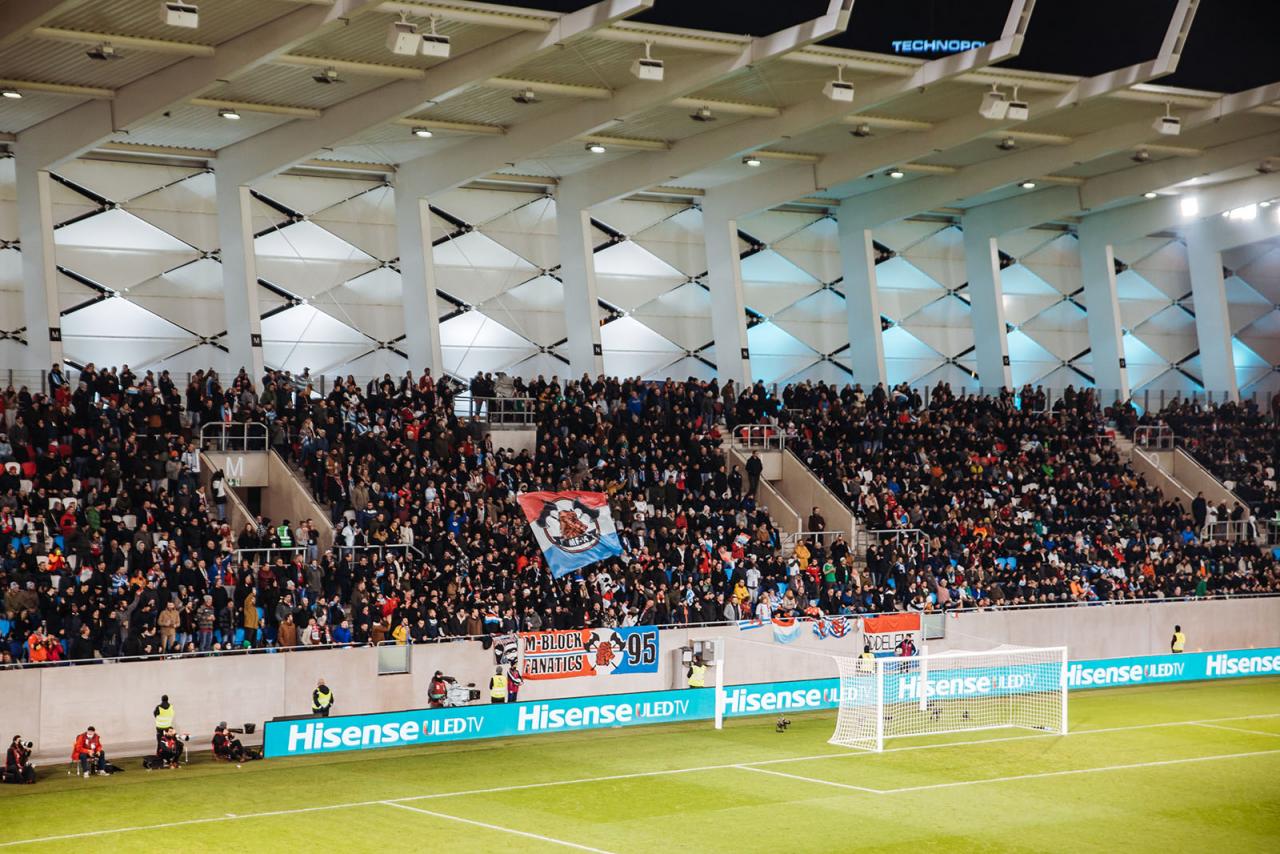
[[517, 491, 623, 578], [736, 618, 764, 631], [772, 617, 802, 644]]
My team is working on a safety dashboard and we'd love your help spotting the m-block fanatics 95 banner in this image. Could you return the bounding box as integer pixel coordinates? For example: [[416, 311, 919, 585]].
[[521, 627, 659, 680], [517, 490, 622, 578]]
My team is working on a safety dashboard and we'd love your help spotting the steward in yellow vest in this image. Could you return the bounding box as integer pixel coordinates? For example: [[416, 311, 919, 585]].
[[687, 656, 707, 688], [1171, 626, 1186, 653], [490, 669, 508, 703], [153, 695, 175, 747], [312, 679, 334, 716]]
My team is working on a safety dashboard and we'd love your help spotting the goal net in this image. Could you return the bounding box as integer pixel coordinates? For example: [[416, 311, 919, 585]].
[[831, 645, 1068, 751]]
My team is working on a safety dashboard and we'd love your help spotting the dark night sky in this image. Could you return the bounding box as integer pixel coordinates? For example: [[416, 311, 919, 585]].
[[487, 0, 1280, 93]]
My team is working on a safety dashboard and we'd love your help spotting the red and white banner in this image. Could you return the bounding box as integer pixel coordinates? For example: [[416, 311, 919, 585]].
[[862, 612, 922, 656]]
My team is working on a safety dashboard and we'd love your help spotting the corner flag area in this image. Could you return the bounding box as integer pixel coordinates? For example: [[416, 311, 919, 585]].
[[3, 677, 1279, 853]]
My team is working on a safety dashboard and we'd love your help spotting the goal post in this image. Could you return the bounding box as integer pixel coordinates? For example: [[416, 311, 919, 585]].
[[832, 645, 1069, 752]]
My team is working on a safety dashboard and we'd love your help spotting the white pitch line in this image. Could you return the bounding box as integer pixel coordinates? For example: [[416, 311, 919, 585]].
[[383, 801, 616, 854], [1193, 722, 1280, 738], [2, 712, 1279, 848], [878, 749, 1280, 794], [735, 764, 884, 793]]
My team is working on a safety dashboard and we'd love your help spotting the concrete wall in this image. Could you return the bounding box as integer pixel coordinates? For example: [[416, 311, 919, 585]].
[[777, 450, 855, 537], [489, 425, 537, 457], [1171, 448, 1249, 512], [202, 451, 269, 487], [726, 447, 801, 534], [198, 452, 253, 534], [262, 451, 335, 551], [1121, 442, 1194, 509], [7, 598, 1278, 761]]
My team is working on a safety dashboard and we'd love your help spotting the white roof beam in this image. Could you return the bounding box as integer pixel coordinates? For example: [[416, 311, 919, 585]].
[[397, 0, 855, 199], [564, 0, 1038, 209], [13, 0, 384, 169], [216, 0, 654, 186], [1191, 209, 1280, 252], [0, 0, 88, 50], [709, 0, 1200, 219], [379, 2, 559, 31]]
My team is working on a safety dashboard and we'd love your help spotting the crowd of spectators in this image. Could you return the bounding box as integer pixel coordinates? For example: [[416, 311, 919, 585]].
[[2, 360, 1278, 667]]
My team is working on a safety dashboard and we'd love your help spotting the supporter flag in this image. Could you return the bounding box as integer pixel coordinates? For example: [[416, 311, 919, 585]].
[[772, 617, 802, 644], [736, 618, 764, 631], [517, 491, 623, 578], [862, 612, 922, 657], [812, 616, 852, 640]]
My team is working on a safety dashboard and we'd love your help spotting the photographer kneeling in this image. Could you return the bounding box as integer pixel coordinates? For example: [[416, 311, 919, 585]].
[[155, 727, 187, 769], [4, 735, 35, 784], [211, 723, 261, 764], [72, 726, 109, 777]]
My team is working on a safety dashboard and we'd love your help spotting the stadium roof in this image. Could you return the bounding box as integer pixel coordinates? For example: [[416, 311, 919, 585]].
[[1, 0, 1278, 221]]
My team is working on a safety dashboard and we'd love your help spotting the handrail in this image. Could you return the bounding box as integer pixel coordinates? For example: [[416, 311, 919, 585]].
[[201, 421, 269, 453], [335, 542, 425, 562], [234, 546, 308, 565], [730, 423, 785, 451], [1134, 424, 1175, 451], [452, 395, 538, 424]]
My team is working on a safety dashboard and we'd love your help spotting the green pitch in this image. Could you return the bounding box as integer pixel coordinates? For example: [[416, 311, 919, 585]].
[[4, 677, 1280, 853]]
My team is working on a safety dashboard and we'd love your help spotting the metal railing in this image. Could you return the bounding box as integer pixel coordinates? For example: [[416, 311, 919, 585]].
[[201, 421, 269, 452], [857, 528, 928, 550], [1201, 520, 1262, 543], [452, 395, 538, 424], [1134, 424, 1176, 451], [730, 423, 786, 451], [779, 530, 847, 555], [234, 546, 308, 566], [335, 542, 425, 563]]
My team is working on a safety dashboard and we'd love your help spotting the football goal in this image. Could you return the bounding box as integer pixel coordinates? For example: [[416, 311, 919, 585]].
[[831, 645, 1068, 751]]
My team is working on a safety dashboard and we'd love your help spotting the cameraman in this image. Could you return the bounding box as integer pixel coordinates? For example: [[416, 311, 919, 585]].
[[72, 726, 108, 777], [157, 727, 186, 768], [212, 722, 261, 763], [4, 735, 35, 784]]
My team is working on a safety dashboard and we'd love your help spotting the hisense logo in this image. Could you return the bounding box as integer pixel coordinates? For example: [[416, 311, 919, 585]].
[[895, 673, 1034, 701]]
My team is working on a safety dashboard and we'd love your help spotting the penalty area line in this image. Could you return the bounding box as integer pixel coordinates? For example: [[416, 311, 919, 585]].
[[734, 764, 885, 793], [383, 801, 616, 854]]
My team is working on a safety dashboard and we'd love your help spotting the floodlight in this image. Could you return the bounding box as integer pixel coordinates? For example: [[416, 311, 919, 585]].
[[690, 106, 716, 122], [1, 89, 21, 100], [585, 142, 607, 154], [1179, 196, 1199, 217], [512, 88, 538, 104], [1132, 148, 1151, 163], [978, 85, 1009, 120], [161, 3, 199, 29], [1143, 191, 1159, 199], [387, 17, 420, 56], [743, 155, 762, 167], [849, 122, 872, 138], [218, 108, 241, 120], [823, 66, 854, 103], [1005, 87, 1028, 121], [313, 67, 342, 84], [997, 136, 1017, 151], [421, 16, 450, 58], [1153, 103, 1181, 136], [86, 43, 121, 61], [412, 127, 433, 138], [631, 41, 663, 81], [1019, 180, 1036, 189], [888, 168, 904, 179]]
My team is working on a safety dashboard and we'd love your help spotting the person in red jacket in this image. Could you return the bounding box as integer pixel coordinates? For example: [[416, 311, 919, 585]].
[[72, 727, 108, 777]]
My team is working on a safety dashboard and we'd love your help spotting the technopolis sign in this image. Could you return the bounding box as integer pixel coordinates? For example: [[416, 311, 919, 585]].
[[262, 647, 1280, 757]]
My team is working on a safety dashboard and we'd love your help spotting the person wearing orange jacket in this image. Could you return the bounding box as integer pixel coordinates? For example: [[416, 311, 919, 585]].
[[72, 727, 108, 777]]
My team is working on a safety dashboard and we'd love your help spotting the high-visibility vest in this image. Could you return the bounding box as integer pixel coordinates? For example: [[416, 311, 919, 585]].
[[277, 525, 293, 547], [1172, 632, 1186, 652], [688, 664, 707, 688], [490, 674, 507, 699], [313, 687, 333, 711], [154, 704, 175, 729]]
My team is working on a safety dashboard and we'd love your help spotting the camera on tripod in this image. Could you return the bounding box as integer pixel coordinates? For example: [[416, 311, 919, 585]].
[[18, 739, 33, 749], [775, 717, 791, 733]]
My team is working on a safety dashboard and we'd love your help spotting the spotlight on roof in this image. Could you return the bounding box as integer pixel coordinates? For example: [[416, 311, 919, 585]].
[[690, 105, 717, 122], [512, 88, 538, 105], [218, 107, 241, 120], [1131, 148, 1151, 163], [420, 16, 450, 58], [1019, 180, 1036, 189], [1153, 102, 1181, 136], [1257, 158, 1277, 175], [387, 15, 420, 56], [888, 168, 905, 179], [161, 2, 199, 29], [997, 136, 1017, 151], [0, 89, 21, 100], [1143, 191, 1159, 199], [1261, 200, 1273, 208], [823, 66, 855, 103], [742, 155, 762, 168], [631, 40, 664, 82], [849, 122, 872, 138], [86, 42, 121, 61], [978, 84, 1009, 120], [1005, 86, 1028, 121], [313, 67, 343, 84], [411, 127, 433, 138], [585, 142, 607, 154], [1179, 196, 1199, 218]]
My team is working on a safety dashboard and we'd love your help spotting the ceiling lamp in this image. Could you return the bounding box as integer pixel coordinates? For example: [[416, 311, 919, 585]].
[[690, 105, 717, 122], [1132, 148, 1151, 163], [888, 168, 904, 179], [512, 88, 538, 105], [86, 42, 121, 61], [421, 16, 450, 58], [1, 89, 21, 100], [161, 3, 199, 29], [218, 107, 241, 120], [823, 66, 854, 103], [631, 41, 663, 81], [1179, 196, 1199, 218], [978, 84, 1009, 120], [997, 136, 1017, 151], [1006, 86, 1028, 121], [1019, 180, 1036, 189], [743, 155, 762, 167], [313, 67, 343, 84], [387, 14, 420, 56], [412, 127, 433, 138], [1153, 102, 1181, 136], [849, 122, 872, 138], [1143, 191, 1159, 199], [585, 142, 607, 154]]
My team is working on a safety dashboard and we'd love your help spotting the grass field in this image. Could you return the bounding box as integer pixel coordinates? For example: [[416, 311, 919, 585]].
[[3, 677, 1280, 853]]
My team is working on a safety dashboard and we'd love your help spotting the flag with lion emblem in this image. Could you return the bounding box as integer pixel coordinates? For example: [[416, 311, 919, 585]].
[[517, 491, 623, 578]]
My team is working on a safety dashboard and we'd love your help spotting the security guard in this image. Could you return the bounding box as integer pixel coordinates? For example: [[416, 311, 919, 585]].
[[859, 643, 876, 672], [153, 694, 175, 748], [277, 519, 293, 548], [312, 678, 334, 717], [489, 667, 508, 704], [1171, 625, 1186, 654], [686, 654, 707, 688]]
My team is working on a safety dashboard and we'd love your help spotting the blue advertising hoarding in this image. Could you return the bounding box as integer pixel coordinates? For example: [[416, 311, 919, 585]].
[[263, 646, 1280, 758]]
